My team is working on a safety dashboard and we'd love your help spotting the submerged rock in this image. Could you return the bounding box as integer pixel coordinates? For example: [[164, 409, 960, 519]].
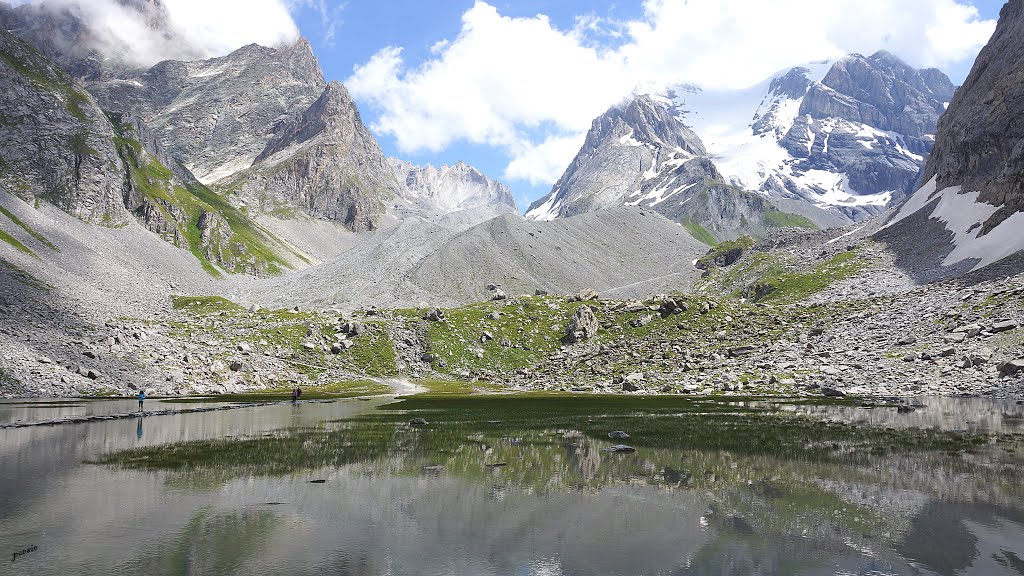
[[604, 444, 636, 453]]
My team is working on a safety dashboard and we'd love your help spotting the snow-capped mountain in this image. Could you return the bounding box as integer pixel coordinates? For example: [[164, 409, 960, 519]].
[[525, 95, 845, 242], [876, 0, 1024, 279], [668, 52, 956, 220], [389, 159, 517, 213]]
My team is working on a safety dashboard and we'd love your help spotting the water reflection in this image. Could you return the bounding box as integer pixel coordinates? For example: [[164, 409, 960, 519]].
[[0, 396, 1022, 575]]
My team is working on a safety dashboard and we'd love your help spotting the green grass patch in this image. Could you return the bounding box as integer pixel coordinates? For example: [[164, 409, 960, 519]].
[[171, 295, 244, 314], [746, 250, 866, 303], [424, 297, 574, 375], [682, 218, 718, 246], [0, 204, 59, 251], [346, 326, 399, 377], [696, 235, 755, 269], [0, 227, 34, 256], [764, 209, 819, 230]]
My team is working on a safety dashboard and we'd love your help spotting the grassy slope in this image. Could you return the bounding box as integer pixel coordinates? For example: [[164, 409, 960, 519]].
[[112, 120, 302, 276]]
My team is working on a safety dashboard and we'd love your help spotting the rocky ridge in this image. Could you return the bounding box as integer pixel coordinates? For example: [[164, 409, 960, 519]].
[[526, 95, 841, 242], [389, 159, 517, 213], [671, 53, 955, 220]]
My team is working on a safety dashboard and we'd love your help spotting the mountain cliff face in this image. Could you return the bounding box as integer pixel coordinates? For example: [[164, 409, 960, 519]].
[[0, 27, 128, 226], [673, 53, 955, 219], [88, 38, 326, 185], [0, 27, 305, 276], [389, 159, 517, 213], [877, 0, 1024, 279], [525, 95, 833, 242], [221, 81, 401, 231]]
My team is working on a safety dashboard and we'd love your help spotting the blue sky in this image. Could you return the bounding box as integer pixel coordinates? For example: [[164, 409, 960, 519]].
[[288, 1, 1004, 210]]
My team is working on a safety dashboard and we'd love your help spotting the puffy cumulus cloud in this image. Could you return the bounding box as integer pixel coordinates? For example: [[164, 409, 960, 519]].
[[348, 0, 995, 192], [504, 133, 589, 186], [16, 0, 300, 66]]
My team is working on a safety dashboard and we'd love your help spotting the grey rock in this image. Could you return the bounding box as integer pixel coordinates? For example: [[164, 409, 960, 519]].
[[991, 320, 1018, 333], [608, 430, 631, 439], [604, 444, 636, 453], [566, 305, 598, 343]]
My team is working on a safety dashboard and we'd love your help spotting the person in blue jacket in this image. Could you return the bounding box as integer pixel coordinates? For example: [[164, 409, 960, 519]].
[[137, 390, 145, 411]]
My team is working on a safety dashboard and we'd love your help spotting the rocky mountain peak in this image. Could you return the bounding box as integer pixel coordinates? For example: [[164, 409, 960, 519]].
[[389, 158, 517, 213]]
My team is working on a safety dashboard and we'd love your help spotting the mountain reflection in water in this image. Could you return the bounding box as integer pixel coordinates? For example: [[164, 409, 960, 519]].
[[0, 395, 1022, 575]]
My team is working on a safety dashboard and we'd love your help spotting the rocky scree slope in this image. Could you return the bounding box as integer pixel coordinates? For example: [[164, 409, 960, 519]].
[[876, 0, 1024, 281], [671, 53, 955, 219], [389, 159, 518, 213], [237, 206, 708, 311], [526, 95, 839, 242]]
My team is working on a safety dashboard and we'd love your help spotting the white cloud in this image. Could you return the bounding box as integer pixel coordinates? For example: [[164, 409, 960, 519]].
[[347, 0, 996, 192], [504, 133, 588, 186], [17, 0, 300, 66]]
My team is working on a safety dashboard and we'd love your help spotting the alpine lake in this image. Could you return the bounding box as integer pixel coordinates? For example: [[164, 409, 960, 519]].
[[2, 392, 1024, 575]]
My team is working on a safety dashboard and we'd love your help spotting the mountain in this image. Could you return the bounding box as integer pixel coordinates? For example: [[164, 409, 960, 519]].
[[219, 80, 401, 232], [875, 0, 1024, 280], [389, 159, 517, 213], [0, 27, 307, 275], [525, 95, 843, 242], [670, 53, 956, 220], [0, 27, 128, 226], [87, 38, 326, 185]]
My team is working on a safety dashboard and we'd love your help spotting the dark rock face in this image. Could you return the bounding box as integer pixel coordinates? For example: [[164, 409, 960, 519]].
[[225, 81, 401, 231], [0, 27, 128, 225], [922, 0, 1024, 233]]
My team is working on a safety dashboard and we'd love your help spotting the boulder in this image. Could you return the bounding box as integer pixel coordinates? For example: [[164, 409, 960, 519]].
[[991, 320, 1018, 333], [565, 305, 598, 343], [491, 289, 507, 301], [409, 418, 429, 427], [604, 444, 636, 453], [998, 359, 1024, 376], [571, 288, 599, 302], [424, 308, 446, 322], [821, 387, 846, 397], [631, 314, 654, 328], [608, 431, 631, 439]]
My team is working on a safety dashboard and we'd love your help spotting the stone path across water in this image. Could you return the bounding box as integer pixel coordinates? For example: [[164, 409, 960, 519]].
[[0, 398, 344, 429]]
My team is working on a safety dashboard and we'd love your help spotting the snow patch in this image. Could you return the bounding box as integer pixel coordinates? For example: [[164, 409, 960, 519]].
[[886, 177, 1024, 270]]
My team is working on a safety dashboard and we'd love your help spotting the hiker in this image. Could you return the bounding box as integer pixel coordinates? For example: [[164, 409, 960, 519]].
[[296, 387, 302, 400], [137, 390, 145, 411], [291, 388, 297, 402]]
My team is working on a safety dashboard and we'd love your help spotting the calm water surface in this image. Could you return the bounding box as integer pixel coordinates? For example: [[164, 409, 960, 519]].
[[1, 396, 1023, 576]]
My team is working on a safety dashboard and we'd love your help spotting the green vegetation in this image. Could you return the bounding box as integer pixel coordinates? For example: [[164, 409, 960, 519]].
[[0, 204, 59, 251], [171, 295, 244, 314], [110, 115, 300, 276], [422, 297, 575, 375], [764, 209, 819, 230], [68, 132, 99, 157], [743, 250, 867, 303], [0, 227, 34, 256], [696, 235, 755, 269], [682, 218, 718, 246], [346, 326, 398, 377]]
